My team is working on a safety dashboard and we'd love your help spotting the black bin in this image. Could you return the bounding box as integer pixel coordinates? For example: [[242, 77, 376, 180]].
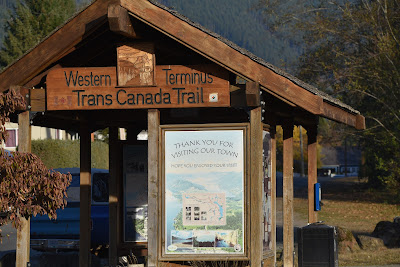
[[297, 223, 338, 267]]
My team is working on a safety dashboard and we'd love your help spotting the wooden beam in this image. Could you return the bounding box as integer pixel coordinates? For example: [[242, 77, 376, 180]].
[[261, 86, 296, 108], [322, 102, 366, 130], [121, 0, 324, 115], [270, 126, 277, 265], [147, 109, 159, 267], [230, 84, 246, 107], [0, 0, 118, 93], [79, 122, 92, 267], [356, 114, 366, 131], [108, 127, 119, 267], [250, 107, 263, 266], [307, 125, 318, 224], [108, 4, 138, 38], [24, 64, 62, 89], [246, 81, 260, 107], [30, 88, 46, 112], [16, 111, 31, 267], [282, 120, 294, 267]]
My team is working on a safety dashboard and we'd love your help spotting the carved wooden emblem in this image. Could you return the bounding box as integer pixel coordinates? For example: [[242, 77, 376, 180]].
[[117, 43, 155, 87]]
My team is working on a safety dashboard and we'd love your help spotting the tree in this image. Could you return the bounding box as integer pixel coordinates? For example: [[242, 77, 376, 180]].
[[0, 0, 76, 69], [0, 89, 71, 231], [275, 125, 323, 173], [259, 0, 400, 193]]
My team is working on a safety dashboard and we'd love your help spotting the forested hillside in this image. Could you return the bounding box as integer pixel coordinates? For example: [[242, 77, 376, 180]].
[[0, 0, 300, 68], [0, 0, 14, 48], [0, 0, 91, 49], [158, 0, 300, 68]]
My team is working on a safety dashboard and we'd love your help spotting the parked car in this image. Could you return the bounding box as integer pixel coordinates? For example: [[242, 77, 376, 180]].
[[30, 168, 109, 250]]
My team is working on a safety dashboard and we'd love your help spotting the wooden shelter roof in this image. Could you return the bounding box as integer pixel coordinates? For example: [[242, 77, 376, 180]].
[[0, 0, 365, 130], [148, 0, 359, 115]]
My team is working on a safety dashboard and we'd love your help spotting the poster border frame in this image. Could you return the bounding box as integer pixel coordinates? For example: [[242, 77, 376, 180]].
[[159, 123, 250, 261]]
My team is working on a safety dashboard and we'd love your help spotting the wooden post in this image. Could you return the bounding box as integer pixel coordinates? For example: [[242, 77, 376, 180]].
[[109, 127, 119, 267], [270, 126, 277, 265], [307, 125, 318, 223], [148, 109, 160, 267], [282, 120, 294, 267], [250, 107, 263, 266], [16, 111, 31, 267], [79, 122, 91, 267], [108, 4, 138, 38]]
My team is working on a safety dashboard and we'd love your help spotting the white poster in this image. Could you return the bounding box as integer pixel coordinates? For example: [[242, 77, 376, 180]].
[[164, 129, 245, 254], [262, 130, 272, 252]]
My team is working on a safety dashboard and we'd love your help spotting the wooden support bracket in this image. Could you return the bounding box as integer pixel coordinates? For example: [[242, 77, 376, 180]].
[[322, 102, 366, 130], [108, 4, 138, 38], [30, 88, 46, 112], [10, 86, 46, 112], [230, 81, 261, 107], [246, 81, 260, 107]]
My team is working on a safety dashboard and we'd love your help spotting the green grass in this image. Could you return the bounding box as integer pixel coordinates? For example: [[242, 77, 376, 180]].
[[294, 177, 400, 266]]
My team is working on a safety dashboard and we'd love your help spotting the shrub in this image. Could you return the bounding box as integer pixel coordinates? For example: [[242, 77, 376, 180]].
[[32, 139, 109, 169]]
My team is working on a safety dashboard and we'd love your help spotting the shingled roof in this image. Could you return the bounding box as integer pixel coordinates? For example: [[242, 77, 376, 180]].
[[148, 0, 359, 115]]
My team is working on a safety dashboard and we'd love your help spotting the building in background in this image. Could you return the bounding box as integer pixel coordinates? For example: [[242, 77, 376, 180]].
[[319, 146, 362, 177], [1, 122, 76, 151]]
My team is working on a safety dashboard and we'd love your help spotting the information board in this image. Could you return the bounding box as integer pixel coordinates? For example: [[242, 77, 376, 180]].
[[46, 65, 230, 110], [163, 127, 246, 255]]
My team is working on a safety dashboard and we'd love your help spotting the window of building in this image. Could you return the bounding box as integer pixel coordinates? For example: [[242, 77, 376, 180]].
[[5, 129, 18, 148]]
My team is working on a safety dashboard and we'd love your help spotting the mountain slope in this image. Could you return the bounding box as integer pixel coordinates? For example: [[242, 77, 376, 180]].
[[0, 0, 300, 68], [158, 0, 300, 67]]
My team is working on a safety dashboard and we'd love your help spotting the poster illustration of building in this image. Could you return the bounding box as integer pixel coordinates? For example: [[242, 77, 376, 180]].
[[182, 192, 226, 226], [164, 129, 245, 255]]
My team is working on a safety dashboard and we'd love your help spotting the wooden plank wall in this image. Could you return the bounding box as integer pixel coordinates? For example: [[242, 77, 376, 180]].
[[147, 109, 160, 267], [16, 111, 31, 267], [250, 107, 263, 266], [282, 121, 294, 267]]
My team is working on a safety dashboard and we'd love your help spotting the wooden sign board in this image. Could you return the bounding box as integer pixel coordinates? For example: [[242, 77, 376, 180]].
[[46, 65, 230, 110], [117, 43, 156, 87]]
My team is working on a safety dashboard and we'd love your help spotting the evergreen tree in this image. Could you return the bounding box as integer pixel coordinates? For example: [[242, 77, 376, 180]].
[[0, 0, 76, 69]]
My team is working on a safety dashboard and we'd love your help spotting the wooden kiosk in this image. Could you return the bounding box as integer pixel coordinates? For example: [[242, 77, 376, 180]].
[[0, 0, 365, 266]]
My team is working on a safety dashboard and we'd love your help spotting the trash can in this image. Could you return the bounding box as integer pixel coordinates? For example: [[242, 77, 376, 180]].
[[297, 223, 338, 267]]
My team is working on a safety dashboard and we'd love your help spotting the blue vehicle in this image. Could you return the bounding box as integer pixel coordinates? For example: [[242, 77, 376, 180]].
[[30, 168, 109, 250]]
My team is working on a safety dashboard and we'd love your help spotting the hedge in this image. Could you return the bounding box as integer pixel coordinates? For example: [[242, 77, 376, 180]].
[[31, 139, 109, 169]]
